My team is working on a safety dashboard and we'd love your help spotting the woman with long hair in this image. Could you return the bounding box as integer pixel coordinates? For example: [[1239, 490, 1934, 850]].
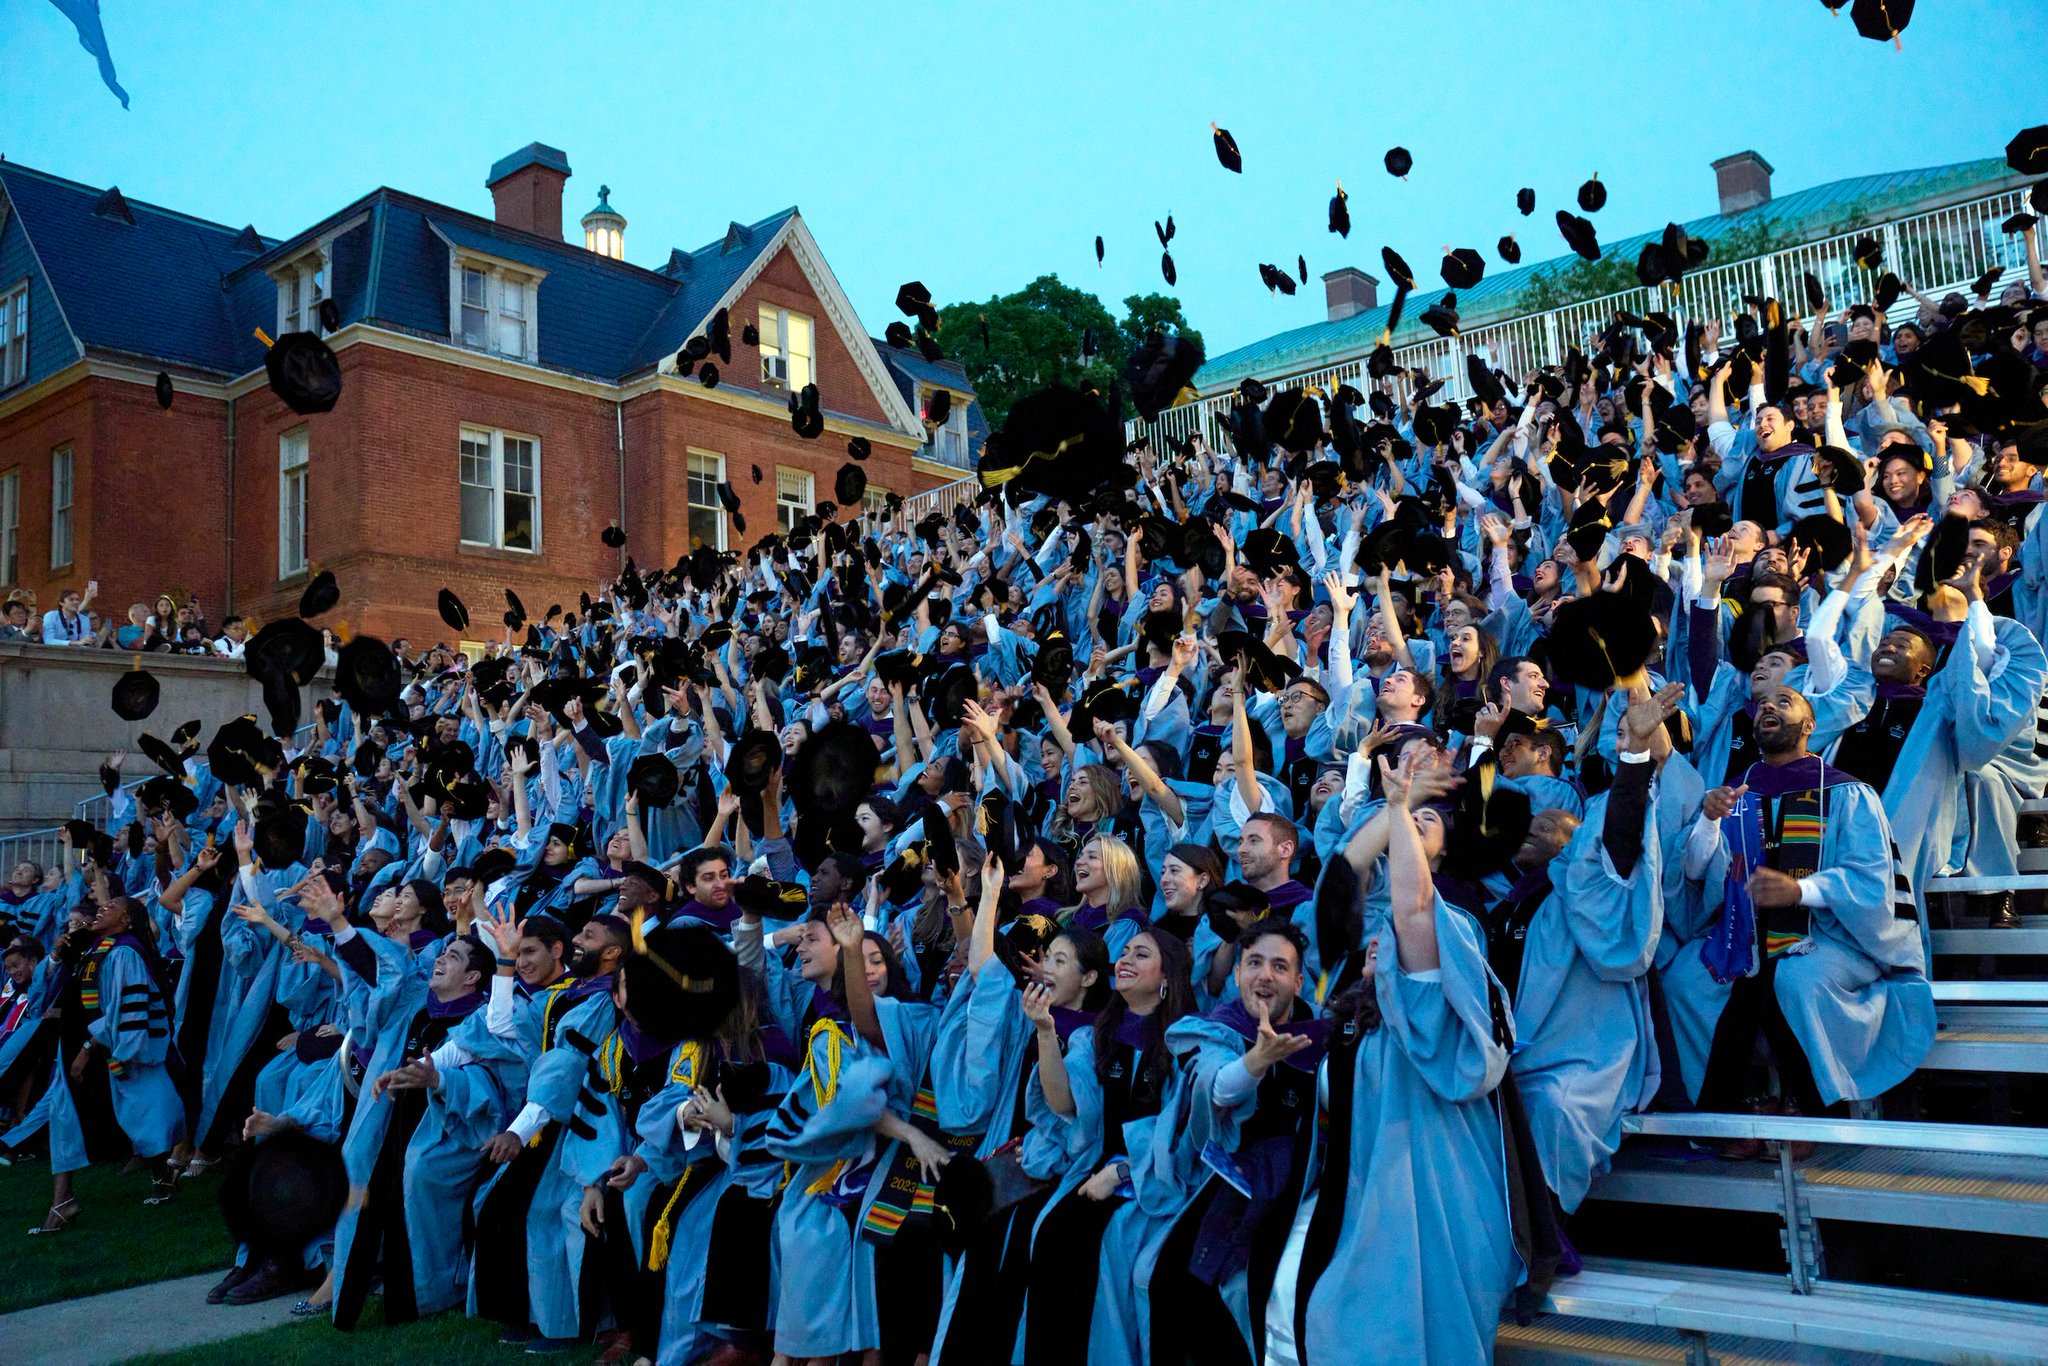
[[1006, 837, 1072, 919], [1063, 835, 1148, 957], [1020, 928, 1194, 1363], [1049, 763, 1123, 851], [1155, 842, 1225, 944], [930, 858, 1111, 1363], [26, 894, 182, 1232]]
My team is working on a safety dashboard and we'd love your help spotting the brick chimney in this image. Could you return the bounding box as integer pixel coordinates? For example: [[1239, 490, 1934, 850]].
[[1322, 267, 1379, 322], [487, 143, 572, 239], [1711, 151, 1773, 216]]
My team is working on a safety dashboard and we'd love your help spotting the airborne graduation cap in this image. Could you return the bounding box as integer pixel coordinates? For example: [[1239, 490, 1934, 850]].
[[254, 327, 342, 416]]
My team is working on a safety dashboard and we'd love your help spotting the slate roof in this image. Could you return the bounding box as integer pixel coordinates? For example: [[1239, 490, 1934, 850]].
[[1195, 155, 2027, 394], [872, 341, 989, 466], [0, 161, 275, 375], [0, 158, 899, 409]]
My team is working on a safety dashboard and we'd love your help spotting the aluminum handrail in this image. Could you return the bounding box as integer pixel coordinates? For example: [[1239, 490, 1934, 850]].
[[1623, 1111, 2048, 1158]]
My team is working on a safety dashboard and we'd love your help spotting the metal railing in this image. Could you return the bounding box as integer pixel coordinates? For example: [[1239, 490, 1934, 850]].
[[1134, 184, 2037, 439], [0, 826, 66, 878], [901, 474, 980, 521]]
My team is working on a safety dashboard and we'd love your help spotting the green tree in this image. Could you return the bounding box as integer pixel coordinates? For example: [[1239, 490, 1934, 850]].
[[936, 275, 1118, 431], [1116, 293, 1204, 369], [934, 277, 1204, 429]]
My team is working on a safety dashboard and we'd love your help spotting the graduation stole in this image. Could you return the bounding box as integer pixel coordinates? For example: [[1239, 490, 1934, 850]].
[[77, 935, 119, 1013], [859, 1075, 980, 1243], [645, 1040, 707, 1273], [1760, 787, 1823, 959]]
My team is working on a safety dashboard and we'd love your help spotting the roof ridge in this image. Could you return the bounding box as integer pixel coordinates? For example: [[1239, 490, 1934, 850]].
[[1199, 154, 2019, 379], [0, 160, 262, 240]]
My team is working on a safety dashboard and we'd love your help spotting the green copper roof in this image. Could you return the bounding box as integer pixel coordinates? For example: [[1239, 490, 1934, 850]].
[[1194, 156, 2023, 395]]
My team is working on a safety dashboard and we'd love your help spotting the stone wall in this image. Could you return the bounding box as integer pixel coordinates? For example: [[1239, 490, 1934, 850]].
[[0, 643, 327, 832]]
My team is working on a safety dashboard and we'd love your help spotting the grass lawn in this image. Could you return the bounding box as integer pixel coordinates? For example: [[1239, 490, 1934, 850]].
[[126, 1305, 586, 1365], [0, 1152, 235, 1314]]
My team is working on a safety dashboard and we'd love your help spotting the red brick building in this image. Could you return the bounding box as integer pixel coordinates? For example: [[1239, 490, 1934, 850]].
[[0, 143, 974, 643]]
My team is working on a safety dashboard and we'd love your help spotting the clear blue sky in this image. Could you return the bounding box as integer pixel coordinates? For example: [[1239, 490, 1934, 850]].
[[4, 1, 2042, 357]]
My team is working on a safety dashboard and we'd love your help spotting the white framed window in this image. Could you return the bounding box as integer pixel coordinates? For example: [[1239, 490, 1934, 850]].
[[451, 256, 541, 363], [758, 305, 815, 391], [275, 251, 327, 336], [0, 281, 27, 389], [775, 467, 813, 533], [49, 444, 73, 569], [686, 450, 727, 551], [279, 426, 309, 578], [921, 386, 970, 467], [459, 425, 540, 552], [0, 469, 18, 587]]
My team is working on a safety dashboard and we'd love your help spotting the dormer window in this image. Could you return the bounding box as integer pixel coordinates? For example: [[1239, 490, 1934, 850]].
[[450, 253, 542, 363], [274, 249, 327, 336]]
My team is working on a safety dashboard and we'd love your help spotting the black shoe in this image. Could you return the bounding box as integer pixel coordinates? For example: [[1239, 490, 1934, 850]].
[[223, 1259, 304, 1306], [1987, 894, 2022, 929], [206, 1264, 254, 1305]]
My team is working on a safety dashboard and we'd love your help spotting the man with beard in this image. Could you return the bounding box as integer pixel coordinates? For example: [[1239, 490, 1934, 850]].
[[1144, 921, 1326, 1364], [470, 914, 630, 1345], [1661, 686, 1932, 1148]]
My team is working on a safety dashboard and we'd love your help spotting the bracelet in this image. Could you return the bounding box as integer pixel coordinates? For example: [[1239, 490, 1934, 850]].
[[495, 955, 515, 967]]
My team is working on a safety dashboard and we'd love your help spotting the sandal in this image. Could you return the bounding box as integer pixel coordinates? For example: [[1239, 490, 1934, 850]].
[[144, 1176, 177, 1206], [289, 1299, 328, 1318], [27, 1197, 79, 1235]]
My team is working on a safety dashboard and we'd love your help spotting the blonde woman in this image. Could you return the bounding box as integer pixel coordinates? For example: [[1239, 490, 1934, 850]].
[[1063, 834, 1148, 957], [1048, 763, 1122, 850]]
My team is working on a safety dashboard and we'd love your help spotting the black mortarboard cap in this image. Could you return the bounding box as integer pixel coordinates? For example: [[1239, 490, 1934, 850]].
[[1851, 234, 1883, 270], [1517, 187, 1536, 216], [1498, 235, 1521, 265], [1380, 246, 1415, 291], [1850, 0, 1913, 44], [436, 590, 469, 636], [848, 436, 871, 462], [1557, 211, 1601, 262], [627, 752, 680, 808], [111, 669, 160, 722], [246, 618, 326, 687], [1125, 330, 1206, 423], [154, 370, 173, 410], [724, 729, 782, 795], [835, 463, 868, 507], [1384, 147, 1411, 178], [1440, 248, 1484, 290], [262, 330, 343, 416], [621, 922, 741, 1041], [220, 1131, 349, 1262], [1576, 175, 1607, 213], [602, 524, 627, 548], [1329, 182, 1350, 237], [1545, 594, 1656, 690], [1212, 123, 1241, 173], [1420, 295, 1460, 338], [335, 636, 402, 715], [298, 570, 338, 620], [788, 721, 880, 818]]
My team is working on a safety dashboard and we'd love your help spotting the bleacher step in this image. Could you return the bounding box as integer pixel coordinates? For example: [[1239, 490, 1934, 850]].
[[1590, 1145, 2048, 1238], [1926, 874, 2048, 895], [1523, 1260, 2048, 1365], [1930, 927, 2048, 954]]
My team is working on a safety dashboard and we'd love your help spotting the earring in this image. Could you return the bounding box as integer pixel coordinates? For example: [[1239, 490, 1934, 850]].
[[1159, 984, 1167, 1000]]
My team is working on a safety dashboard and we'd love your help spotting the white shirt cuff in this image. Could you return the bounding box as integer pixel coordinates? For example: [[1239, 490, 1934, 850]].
[[508, 1101, 548, 1143], [1797, 877, 1826, 909]]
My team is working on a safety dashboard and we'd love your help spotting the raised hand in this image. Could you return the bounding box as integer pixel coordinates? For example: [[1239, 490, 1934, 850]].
[[1243, 998, 1316, 1075], [1701, 784, 1749, 823]]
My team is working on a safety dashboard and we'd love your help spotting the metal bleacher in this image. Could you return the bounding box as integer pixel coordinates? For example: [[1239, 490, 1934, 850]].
[[1500, 789, 2048, 1361]]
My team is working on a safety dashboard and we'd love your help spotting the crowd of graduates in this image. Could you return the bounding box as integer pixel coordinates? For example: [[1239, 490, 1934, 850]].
[[0, 211, 2047, 1366]]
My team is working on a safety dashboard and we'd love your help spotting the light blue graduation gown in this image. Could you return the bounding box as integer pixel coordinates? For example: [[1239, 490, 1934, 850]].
[[1665, 771, 1933, 1106], [47, 940, 182, 1172], [1295, 903, 1518, 1366], [1510, 783, 1663, 1213]]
